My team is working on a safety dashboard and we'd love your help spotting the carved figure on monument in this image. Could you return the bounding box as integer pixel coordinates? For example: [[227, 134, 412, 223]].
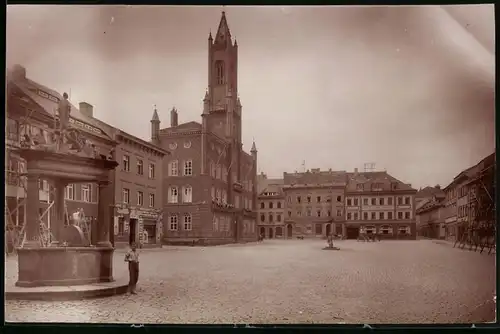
[[57, 92, 71, 132], [63, 208, 89, 247]]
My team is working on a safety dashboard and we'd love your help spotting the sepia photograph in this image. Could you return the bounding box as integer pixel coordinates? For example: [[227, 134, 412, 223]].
[[4, 4, 496, 325]]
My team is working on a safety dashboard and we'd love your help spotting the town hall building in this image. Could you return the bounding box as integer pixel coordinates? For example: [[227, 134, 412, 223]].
[[152, 12, 258, 245]]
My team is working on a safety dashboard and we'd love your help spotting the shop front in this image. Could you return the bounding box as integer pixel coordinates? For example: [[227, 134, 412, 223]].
[[139, 210, 163, 248], [113, 204, 162, 249]]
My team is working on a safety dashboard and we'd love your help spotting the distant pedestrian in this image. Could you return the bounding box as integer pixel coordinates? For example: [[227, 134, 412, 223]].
[[125, 242, 140, 294]]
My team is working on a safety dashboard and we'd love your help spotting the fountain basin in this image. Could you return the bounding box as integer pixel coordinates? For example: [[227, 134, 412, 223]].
[[16, 247, 114, 287]]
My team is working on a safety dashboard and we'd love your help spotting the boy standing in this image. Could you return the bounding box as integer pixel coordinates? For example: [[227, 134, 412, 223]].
[[124, 242, 140, 294]]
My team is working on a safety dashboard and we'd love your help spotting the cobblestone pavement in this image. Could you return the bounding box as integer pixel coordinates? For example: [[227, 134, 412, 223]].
[[4, 240, 496, 324]]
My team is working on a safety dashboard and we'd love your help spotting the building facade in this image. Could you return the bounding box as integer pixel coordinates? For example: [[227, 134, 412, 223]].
[[414, 186, 445, 237], [256, 173, 285, 239], [275, 168, 417, 239], [415, 195, 446, 239], [442, 153, 495, 243], [282, 169, 347, 238], [112, 130, 169, 248], [155, 12, 258, 245], [344, 169, 417, 239]]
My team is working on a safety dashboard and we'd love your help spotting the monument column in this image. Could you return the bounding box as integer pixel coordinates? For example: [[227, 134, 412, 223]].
[[96, 181, 112, 247], [24, 174, 40, 248]]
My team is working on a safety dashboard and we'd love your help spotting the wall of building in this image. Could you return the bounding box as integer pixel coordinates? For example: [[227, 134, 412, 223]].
[[283, 187, 343, 237], [257, 196, 285, 238], [112, 136, 165, 248]]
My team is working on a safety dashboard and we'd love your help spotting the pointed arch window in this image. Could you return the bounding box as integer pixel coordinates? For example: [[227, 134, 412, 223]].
[[215, 60, 225, 85]]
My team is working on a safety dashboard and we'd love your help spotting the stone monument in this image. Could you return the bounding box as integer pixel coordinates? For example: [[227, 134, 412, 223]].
[[15, 95, 119, 287]]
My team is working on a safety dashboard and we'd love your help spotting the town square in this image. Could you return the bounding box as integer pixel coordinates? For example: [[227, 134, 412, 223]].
[[5, 239, 496, 324], [4, 5, 495, 325]]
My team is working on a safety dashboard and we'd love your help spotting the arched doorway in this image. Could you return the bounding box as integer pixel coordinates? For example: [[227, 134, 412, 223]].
[[268, 228, 274, 239], [260, 227, 266, 238], [276, 226, 283, 238], [287, 224, 293, 239], [325, 223, 331, 236]]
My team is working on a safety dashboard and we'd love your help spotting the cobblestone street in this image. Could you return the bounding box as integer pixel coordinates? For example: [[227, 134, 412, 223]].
[[5, 240, 496, 324]]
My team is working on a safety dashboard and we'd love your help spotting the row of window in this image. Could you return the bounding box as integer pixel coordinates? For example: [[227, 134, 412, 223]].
[[260, 201, 283, 209], [287, 195, 339, 204], [354, 182, 401, 191], [361, 225, 411, 234], [347, 196, 411, 206], [279, 196, 412, 206], [260, 213, 282, 223], [167, 160, 193, 177], [65, 184, 96, 203], [445, 185, 477, 202], [346, 211, 412, 220], [122, 188, 156, 207], [287, 209, 338, 218], [167, 186, 193, 203], [168, 214, 192, 231], [122, 155, 156, 179]]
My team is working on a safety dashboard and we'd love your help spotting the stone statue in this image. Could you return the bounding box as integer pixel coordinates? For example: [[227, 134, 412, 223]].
[[57, 92, 71, 132]]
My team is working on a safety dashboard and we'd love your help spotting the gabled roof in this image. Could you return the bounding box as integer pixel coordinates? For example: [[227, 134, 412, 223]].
[[346, 171, 415, 192], [416, 186, 445, 199], [416, 196, 445, 215], [258, 179, 284, 197], [415, 198, 431, 211]]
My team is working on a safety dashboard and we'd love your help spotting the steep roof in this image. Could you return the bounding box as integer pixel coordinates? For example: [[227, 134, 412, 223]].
[[258, 178, 284, 197], [346, 171, 416, 192], [416, 196, 445, 215], [214, 11, 232, 45], [283, 170, 347, 186], [416, 186, 445, 199]]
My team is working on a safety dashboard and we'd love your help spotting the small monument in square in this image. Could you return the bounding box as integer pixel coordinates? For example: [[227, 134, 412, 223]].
[[323, 233, 340, 251]]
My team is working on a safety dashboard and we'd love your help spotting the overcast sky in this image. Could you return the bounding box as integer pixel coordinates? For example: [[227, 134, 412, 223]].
[[6, 5, 495, 189]]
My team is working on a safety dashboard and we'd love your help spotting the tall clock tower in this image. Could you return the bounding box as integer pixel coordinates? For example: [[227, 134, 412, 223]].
[[205, 11, 242, 145]]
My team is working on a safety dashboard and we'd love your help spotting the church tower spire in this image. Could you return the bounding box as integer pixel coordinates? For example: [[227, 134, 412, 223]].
[[208, 10, 238, 110]]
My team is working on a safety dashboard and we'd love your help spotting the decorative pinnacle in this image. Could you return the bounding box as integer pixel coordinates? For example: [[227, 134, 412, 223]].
[[151, 105, 160, 122]]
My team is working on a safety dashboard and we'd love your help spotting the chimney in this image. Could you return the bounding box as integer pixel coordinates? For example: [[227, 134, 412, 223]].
[[79, 102, 94, 118], [170, 108, 178, 127], [435, 184, 441, 189], [10, 64, 26, 81], [354, 168, 358, 173]]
